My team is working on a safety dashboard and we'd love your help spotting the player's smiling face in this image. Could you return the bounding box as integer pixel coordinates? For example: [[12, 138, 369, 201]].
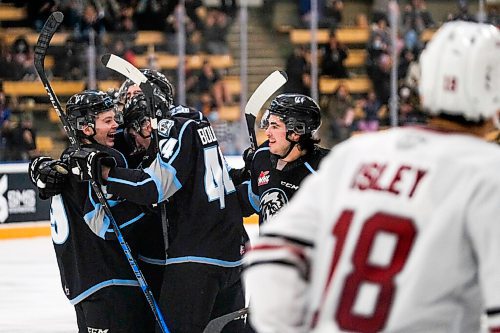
[[93, 109, 119, 147], [265, 114, 290, 155]]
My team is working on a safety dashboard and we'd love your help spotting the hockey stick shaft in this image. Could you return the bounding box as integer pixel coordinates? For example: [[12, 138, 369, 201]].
[[244, 70, 288, 150], [202, 307, 249, 333], [34, 13, 170, 333], [101, 53, 171, 250]]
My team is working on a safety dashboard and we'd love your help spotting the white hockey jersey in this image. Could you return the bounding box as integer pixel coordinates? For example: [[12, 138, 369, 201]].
[[244, 127, 500, 333]]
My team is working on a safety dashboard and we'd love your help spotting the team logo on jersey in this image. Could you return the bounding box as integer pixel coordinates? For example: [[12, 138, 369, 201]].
[[257, 171, 270, 186], [260, 188, 288, 223], [158, 119, 175, 137]]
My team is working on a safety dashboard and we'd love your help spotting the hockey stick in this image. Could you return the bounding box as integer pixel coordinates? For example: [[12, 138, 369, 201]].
[[202, 307, 249, 333], [100, 53, 171, 251], [245, 70, 288, 150], [34, 12, 170, 333]]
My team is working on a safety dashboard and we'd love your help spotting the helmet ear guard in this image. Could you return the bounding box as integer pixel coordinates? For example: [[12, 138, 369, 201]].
[[66, 90, 116, 138]]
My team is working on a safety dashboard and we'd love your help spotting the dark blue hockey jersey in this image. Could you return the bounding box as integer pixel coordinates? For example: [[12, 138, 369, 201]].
[[106, 110, 244, 265]]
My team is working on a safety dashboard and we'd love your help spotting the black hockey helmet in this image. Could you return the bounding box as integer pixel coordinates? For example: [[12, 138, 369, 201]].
[[123, 93, 149, 133], [66, 90, 116, 138], [117, 69, 175, 111], [261, 93, 321, 136]]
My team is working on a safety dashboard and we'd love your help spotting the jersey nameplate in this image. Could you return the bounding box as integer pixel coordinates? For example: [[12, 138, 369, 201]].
[[197, 126, 217, 145]]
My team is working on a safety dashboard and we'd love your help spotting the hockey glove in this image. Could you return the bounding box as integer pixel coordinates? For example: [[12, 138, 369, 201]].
[[29, 156, 69, 200], [69, 148, 117, 185], [242, 146, 255, 174], [228, 147, 255, 186]]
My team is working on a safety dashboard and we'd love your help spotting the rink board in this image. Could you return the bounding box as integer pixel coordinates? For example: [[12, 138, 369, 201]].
[[0, 156, 262, 240], [0, 216, 259, 240]]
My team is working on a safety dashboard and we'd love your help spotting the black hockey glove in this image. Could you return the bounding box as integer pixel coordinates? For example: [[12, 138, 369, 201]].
[[29, 156, 69, 200], [69, 148, 117, 185], [242, 146, 255, 173], [228, 147, 255, 186]]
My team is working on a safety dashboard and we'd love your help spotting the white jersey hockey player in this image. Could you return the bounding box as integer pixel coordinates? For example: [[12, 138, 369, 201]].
[[243, 21, 500, 333]]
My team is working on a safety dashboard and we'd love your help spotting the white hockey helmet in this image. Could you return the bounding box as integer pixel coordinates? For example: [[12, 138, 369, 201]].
[[419, 21, 500, 122]]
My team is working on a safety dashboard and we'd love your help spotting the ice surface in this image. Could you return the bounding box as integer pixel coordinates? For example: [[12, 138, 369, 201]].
[[0, 237, 77, 332]]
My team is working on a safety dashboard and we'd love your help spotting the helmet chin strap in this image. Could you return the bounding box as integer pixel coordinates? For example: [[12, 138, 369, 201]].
[[277, 132, 298, 160]]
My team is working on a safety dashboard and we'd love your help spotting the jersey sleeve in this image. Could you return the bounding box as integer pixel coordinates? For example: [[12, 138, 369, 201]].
[[243, 151, 335, 332], [81, 180, 149, 240], [106, 118, 196, 205], [465, 169, 500, 332]]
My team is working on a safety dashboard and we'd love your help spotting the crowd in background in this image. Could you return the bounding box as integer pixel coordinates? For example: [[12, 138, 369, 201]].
[[1, 0, 500, 160], [288, 0, 499, 146]]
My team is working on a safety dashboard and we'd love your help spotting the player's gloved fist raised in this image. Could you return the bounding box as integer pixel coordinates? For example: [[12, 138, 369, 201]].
[[69, 148, 116, 185], [29, 156, 69, 200], [242, 147, 255, 171]]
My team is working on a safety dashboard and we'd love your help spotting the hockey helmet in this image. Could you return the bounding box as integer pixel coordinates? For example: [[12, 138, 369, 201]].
[[123, 93, 149, 134], [419, 21, 500, 122], [66, 90, 116, 138], [117, 69, 175, 111], [261, 93, 321, 135]]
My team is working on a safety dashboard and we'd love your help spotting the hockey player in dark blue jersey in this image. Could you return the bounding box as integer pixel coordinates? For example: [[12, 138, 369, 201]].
[[69, 76, 246, 333], [236, 93, 330, 225], [29, 90, 156, 332]]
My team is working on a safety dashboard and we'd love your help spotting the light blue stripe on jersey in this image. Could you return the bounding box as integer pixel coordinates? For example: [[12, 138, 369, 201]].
[[168, 119, 194, 164], [138, 254, 168, 265], [304, 162, 316, 174], [165, 256, 242, 267], [254, 146, 270, 159], [69, 279, 140, 305], [243, 180, 260, 212], [105, 212, 145, 233], [107, 176, 155, 187], [155, 158, 182, 201]]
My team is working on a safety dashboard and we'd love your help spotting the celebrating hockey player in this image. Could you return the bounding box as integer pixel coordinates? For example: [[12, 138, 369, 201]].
[[68, 74, 246, 333], [243, 21, 500, 333], [236, 93, 329, 225], [29, 90, 157, 332]]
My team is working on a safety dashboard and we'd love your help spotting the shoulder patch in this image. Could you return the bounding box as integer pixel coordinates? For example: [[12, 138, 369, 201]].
[[158, 119, 175, 137]]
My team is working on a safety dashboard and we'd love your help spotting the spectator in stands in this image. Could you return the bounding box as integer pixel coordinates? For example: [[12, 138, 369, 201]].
[[371, 52, 392, 105], [323, 0, 344, 30], [398, 85, 426, 125], [488, 6, 499, 26], [320, 32, 349, 78], [9, 36, 37, 81], [325, 82, 355, 145], [3, 112, 39, 161], [371, 0, 389, 23], [134, 0, 164, 30], [195, 60, 232, 108], [447, 0, 476, 22], [366, 16, 390, 81], [27, 0, 60, 32], [283, 46, 309, 95], [186, 0, 206, 30], [357, 90, 381, 132], [398, 47, 417, 81], [0, 85, 13, 161], [202, 9, 231, 54], [165, 5, 200, 54], [74, 3, 106, 45], [402, 0, 434, 51]]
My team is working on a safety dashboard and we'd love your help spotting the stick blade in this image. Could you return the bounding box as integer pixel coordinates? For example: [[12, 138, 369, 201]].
[[101, 53, 147, 85], [244, 70, 288, 117], [202, 308, 249, 333]]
